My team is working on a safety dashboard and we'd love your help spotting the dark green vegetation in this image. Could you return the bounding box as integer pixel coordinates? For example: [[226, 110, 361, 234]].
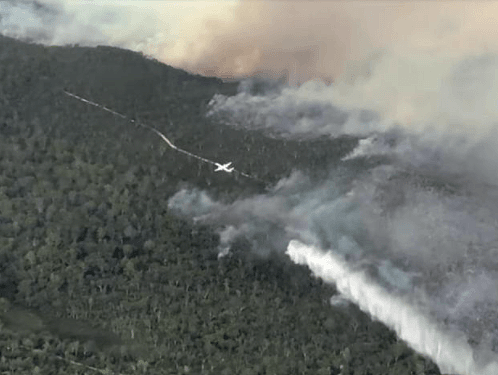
[[0, 35, 442, 374]]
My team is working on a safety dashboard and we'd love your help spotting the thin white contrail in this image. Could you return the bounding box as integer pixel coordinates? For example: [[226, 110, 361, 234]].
[[63, 90, 266, 183]]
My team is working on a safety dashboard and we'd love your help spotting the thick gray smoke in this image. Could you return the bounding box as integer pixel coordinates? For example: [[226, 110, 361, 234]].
[[169, 156, 498, 368], [5, 1, 498, 371], [206, 79, 378, 139], [208, 53, 498, 187], [169, 73, 498, 372]]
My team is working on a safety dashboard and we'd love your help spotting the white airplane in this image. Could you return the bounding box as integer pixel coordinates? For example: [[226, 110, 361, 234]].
[[214, 162, 234, 173]]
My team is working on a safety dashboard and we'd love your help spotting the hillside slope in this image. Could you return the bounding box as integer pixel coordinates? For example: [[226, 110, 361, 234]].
[[0, 35, 441, 375]]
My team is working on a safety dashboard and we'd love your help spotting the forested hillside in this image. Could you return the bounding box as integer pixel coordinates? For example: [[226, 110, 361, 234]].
[[0, 35, 442, 374]]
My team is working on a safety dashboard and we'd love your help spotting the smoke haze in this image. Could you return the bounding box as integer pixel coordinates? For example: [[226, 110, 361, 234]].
[[4, 1, 498, 127], [168, 108, 498, 373], [5, 1, 498, 373], [4, 2, 498, 77], [170, 46, 498, 372]]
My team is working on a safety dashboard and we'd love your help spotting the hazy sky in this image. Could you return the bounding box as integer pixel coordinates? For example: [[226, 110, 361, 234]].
[[4, 1, 498, 83]]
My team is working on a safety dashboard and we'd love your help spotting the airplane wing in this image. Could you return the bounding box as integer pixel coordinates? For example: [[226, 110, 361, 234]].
[[214, 162, 232, 172]]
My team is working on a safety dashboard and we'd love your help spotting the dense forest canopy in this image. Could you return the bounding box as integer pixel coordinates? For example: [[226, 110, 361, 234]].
[[0, 35, 443, 374]]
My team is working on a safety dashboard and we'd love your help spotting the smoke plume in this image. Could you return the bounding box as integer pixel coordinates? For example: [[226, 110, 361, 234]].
[[168, 126, 498, 373], [4, 2, 498, 81], [5, 1, 498, 373], [169, 64, 498, 372], [5, 1, 498, 128]]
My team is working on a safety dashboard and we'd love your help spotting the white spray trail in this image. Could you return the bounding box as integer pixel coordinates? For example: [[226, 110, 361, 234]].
[[286, 239, 498, 375]]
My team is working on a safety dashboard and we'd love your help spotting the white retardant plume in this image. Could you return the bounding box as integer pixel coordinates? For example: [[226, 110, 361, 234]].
[[168, 160, 498, 373], [286, 240, 498, 375]]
